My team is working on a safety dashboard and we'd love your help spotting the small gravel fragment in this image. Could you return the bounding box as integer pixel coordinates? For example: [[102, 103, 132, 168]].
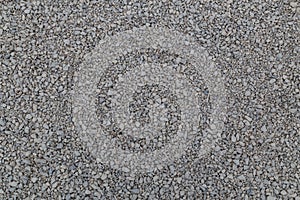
[[31, 177, 38, 183], [9, 182, 18, 187], [261, 125, 267, 132]]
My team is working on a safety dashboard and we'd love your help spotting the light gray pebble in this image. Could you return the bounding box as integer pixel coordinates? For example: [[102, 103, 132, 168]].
[[290, 2, 298, 7], [24, 126, 30, 133], [122, 167, 130, 173], [85, 190, 91, 195], [0, 119, 6, 126], [56, 143, 63, 149], [245, 90, 251, 96], [15, 47, 23, 51], [24, 9, 30, 14], [9, 182, 18, 187], [31, 177, 38, 183], [101, 173, 107, 180], [261, 125, 267, 132], [25, 114, 32, 120], [231, 135, 237, 142], [131, 188, 139, 194]]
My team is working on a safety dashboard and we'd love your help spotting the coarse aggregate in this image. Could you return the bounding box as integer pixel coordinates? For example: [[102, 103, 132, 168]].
[[0, 0, 299, 199]]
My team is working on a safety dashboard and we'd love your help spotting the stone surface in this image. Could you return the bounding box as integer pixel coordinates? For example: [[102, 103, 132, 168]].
[[0, 0, 299, 199]]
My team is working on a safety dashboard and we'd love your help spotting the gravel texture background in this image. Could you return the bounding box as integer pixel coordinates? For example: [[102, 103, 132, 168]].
[[0, 0, 299, 199]]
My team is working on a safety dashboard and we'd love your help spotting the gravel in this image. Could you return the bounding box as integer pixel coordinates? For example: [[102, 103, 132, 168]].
[[1, 0, 299, 199]]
